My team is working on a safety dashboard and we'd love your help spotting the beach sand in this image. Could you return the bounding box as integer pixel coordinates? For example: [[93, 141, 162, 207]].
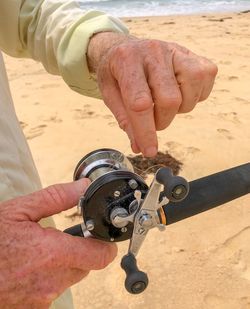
[[3, 11, 250, 309]]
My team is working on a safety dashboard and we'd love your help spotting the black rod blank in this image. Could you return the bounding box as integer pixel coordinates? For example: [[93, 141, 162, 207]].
[[163, 163, 250, 225]]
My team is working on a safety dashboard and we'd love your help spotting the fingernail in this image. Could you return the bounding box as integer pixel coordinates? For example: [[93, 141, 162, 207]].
[[144, 146, 157, 157]]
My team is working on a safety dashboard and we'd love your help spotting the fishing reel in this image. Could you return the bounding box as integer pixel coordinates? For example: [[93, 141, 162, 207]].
[[64, 148, 189, 294], [64, 148, 250, 294]]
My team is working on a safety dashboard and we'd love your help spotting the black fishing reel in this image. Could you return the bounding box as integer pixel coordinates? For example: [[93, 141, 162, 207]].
[[64, 148, 189, 293], [64, 148, 250, 294]]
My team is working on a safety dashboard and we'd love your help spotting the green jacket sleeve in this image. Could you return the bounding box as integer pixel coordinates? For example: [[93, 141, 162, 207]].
[[0, 0, 128, 98]]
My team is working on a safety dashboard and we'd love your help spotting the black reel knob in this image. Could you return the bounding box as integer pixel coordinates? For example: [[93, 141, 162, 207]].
[[121, 253, 149, 294], [156, 167, 189, 202]]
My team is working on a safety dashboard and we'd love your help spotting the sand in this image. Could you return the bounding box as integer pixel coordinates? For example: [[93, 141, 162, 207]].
[[3, 10, 250, 309]]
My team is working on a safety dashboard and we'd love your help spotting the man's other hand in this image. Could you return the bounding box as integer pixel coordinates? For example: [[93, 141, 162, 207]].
[[0, 179, 117, 309], [87, 33, 218, 157]]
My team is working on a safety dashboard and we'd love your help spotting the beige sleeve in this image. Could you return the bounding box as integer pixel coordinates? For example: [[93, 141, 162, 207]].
[[0, 0, 128, 98]]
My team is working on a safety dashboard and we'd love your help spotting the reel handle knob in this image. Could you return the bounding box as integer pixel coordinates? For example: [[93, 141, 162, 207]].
[[121, 253, 148, 294], [156, 167, 189, 202]]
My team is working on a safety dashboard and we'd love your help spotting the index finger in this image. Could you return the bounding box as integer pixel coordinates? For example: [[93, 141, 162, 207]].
[[117, 61, 158, 157]]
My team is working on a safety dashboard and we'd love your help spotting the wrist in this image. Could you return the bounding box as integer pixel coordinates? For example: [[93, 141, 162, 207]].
[[87, 32, 137, 74]]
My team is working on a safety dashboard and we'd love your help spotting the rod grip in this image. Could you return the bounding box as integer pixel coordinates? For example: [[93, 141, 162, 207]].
[[162, 163, 250, 225]]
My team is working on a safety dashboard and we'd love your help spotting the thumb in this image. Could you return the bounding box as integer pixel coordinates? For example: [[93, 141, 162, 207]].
[[6, 178, 90, 222]]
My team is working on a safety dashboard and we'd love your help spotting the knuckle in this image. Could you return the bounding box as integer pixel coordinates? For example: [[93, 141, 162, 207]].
[[118, 118, 129, 132], [146, 39, 162, 51], [164, 95, 182, 109], [109, 46, 131, 75], [208, 63, 218, 77], [113, 44, 131, 62], [42, 184, 66, 207], [193, 60, 218, 81], [191, 66, 206, 80], [168, 41, 183, 50], [156, 93, 182, 111], [129, 94, 153, 112], [116, 113, 129, 132]]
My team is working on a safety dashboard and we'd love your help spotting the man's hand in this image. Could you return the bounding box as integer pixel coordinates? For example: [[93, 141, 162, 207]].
[[0, 179, 117, 309], [87, 32, 218, 157]]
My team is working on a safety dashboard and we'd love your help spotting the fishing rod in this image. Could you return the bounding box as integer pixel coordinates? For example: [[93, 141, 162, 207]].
[[64, 148, 250, 294]]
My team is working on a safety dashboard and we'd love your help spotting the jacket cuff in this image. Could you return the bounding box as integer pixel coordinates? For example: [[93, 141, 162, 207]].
[[57, 11, 128, 98]]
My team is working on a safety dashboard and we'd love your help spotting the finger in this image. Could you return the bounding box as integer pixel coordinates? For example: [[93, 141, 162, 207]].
[[126, 125, 141, 154], [7, 178, 90, 222], [67, 238, 117, 270], [173, 51, 205, 113], [173, 51, 218, 113], [146, 47, 182, 130], [178, 81, 203, 113], [98, 65, 140, 153], [199, 57, 218, 101], [115, 58, 157, 157], [47, 229, 118, 271]]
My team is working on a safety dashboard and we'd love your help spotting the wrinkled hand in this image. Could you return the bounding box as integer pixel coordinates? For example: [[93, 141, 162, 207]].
[[0, 179, 117, 309], [88, 33, 218, 157]]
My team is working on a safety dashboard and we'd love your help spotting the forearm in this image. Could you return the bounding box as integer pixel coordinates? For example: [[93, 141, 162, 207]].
[[0, 1, 84, 71], [0, 0, 128, 97]]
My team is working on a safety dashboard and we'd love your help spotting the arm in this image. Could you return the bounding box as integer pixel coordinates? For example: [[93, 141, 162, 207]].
[[0, 0, 128, 97], [0, 1, 218, 157]]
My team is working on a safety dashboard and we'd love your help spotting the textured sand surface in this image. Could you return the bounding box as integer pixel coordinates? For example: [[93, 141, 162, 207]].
[[4, 11, 250, 309]]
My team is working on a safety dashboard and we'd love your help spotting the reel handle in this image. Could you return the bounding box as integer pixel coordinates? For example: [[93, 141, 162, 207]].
[[121, 253, 149, 294], [156, 167, 189, 202]]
